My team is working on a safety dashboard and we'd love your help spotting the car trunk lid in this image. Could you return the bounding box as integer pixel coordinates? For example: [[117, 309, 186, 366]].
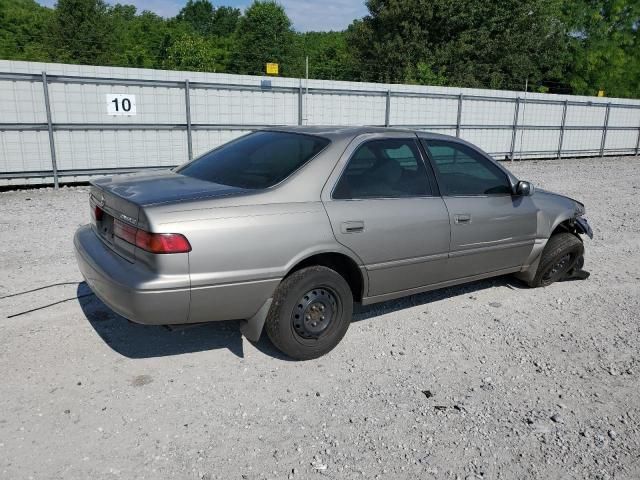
[[91, 169, 249, 207], [89, 170, 249, 262]]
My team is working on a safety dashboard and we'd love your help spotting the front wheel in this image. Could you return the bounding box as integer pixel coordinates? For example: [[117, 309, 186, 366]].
[[265, 266, 353, 360], [528, 232, 584, 288]]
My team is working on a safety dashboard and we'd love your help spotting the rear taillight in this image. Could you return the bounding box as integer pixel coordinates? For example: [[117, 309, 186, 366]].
[[135, 230, 192, 254], [91, 205, 104, 222], [113, 219, 191, 254], [113, 218, 137, 244]]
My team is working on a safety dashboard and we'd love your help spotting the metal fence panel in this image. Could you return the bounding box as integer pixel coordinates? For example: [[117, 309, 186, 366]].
[[463, 128, 513, 157], [0, 79, 47, 123], [192, 129, 251, 158], [305, 91, 387, 126], [565, 104, 607, 127], [604, 129, 638, 151], [190, 88, 298, 125], [48, 83, 185, 125], [608, 107, 640, 128], [1, 59, 639, 186], [562, 129, 605, 153], [463, 98, 515, 126], [390, 95, 458, 128], [514, 129, 561, 155], [0, 130, 51, 172], [517, 102, 564, 127], [53, 130, 187, 170]]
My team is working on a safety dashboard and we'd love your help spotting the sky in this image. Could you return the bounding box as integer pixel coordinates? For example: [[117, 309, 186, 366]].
[[36, 0, 369, 32]]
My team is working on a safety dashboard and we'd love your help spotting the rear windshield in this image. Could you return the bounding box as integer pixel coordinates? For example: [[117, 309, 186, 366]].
[[176, 131, 330, 189]]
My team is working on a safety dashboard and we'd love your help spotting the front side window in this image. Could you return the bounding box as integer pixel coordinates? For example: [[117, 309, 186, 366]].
[[176, 131, 330, 189], [333, 139, 432, 199], [422, 140, 512, 196]]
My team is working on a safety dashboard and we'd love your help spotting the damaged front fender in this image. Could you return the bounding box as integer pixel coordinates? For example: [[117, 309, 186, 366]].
[[575, 216, 593, 239]]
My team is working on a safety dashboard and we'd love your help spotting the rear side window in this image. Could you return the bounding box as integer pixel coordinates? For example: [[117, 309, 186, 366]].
[[333, 139, 433, 199], [177, 131, 330, 189], [422, 140, 512, 196]]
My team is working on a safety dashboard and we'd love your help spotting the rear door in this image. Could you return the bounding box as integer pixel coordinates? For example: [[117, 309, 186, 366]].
[[322, 133, 451, 298], [420, 138, 537, 279]]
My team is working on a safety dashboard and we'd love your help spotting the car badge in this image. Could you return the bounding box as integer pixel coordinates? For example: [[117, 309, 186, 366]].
[[120, 213, 137, 225]]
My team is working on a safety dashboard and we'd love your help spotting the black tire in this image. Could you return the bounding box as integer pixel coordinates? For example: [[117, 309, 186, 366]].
[[528, 232, 584, 288], [265, 266, 353, 360]]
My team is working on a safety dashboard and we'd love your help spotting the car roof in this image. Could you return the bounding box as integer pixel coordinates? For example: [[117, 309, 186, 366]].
[[262, 126, 515, 181], [264, 125, 459, 142]]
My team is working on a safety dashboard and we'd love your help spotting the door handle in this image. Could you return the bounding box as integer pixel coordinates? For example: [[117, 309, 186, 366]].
[[454, 214, 471, 224], [341, 221, 365, 234]]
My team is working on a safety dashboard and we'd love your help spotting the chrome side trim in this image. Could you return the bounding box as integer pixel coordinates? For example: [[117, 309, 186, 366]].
[[189, 276, 282, 291], [366, 252, 448, 271], [449, 239, 535, 258]]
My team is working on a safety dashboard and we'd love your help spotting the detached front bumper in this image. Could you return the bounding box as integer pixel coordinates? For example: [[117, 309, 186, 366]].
[[74, 225, 190, 325]]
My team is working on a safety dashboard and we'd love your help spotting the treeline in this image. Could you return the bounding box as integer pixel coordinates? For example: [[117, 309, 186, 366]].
[[1, 0, 638, 97]]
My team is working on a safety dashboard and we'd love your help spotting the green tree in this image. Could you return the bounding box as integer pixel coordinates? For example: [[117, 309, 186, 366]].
[[174, 2, 240, 38], [231, 1, 296, 76], [0, 0, 53, 61], [176, 0, 215, 36], [346, 4, 436, 84], [565, 0, 640, 98], [49, 0, 115, 65], [2, 0, 638, 98], [405, 61, 447, 86], [211, 6, 241, 37], [348, 0, 570, 90], [109, 5, 174, 68], [295, 31, 355, 80], [164, 34, 231, 72], [432, 0, 570, 91]]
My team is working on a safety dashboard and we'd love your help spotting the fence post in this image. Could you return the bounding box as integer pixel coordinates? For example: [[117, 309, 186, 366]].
[[635, 120, 640, 156], [456, 94, 463, 137], [509, 97, 520, 161], [298, 84, 303, 126], [600, 103, 611, 157], [557, 100, 568, 159], [184, 79, 193, 161], [385, 90, 391, 127], [41, 71, 59, 189]]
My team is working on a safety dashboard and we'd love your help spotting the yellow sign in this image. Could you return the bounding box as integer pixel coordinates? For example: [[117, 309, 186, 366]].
[[266, 63, 279, 75], [597, 90, 605, 97]]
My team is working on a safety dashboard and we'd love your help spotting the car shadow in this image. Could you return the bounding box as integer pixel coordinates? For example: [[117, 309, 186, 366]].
[[77, 282, 246, 359], [77, 276, 526, 360], [352, 275, 526, 322]]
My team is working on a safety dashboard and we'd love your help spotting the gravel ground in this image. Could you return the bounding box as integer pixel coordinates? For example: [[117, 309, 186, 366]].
[[1, 155, 639, 480]]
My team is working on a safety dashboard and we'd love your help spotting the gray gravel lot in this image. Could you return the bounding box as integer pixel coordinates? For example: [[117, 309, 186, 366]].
[[1, 156, 639, 480]]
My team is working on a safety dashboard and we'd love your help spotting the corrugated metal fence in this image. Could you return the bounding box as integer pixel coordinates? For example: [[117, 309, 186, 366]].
[[1, 60, 640, 186]]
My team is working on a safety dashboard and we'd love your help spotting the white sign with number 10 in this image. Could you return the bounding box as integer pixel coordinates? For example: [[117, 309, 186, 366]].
[[106, 94, 136, 116]]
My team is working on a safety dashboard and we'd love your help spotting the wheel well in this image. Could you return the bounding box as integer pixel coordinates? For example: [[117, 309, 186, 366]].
[[287, 253, 364, 302], [551, 219, 582, 239]]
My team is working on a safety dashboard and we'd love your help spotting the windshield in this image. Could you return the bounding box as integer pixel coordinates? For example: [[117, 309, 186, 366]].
[[176, 131, 330, 189]]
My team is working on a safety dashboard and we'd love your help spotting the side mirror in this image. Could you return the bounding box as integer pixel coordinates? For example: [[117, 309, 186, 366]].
[[515, 180, 534, 196]]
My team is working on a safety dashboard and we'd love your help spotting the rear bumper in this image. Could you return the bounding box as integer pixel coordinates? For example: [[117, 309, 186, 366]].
[[74, 225, 190, 325]]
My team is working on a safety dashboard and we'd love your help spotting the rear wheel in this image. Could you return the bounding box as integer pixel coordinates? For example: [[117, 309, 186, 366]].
[[265, 266, 353, 360], [529, 233, 584, 287]]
